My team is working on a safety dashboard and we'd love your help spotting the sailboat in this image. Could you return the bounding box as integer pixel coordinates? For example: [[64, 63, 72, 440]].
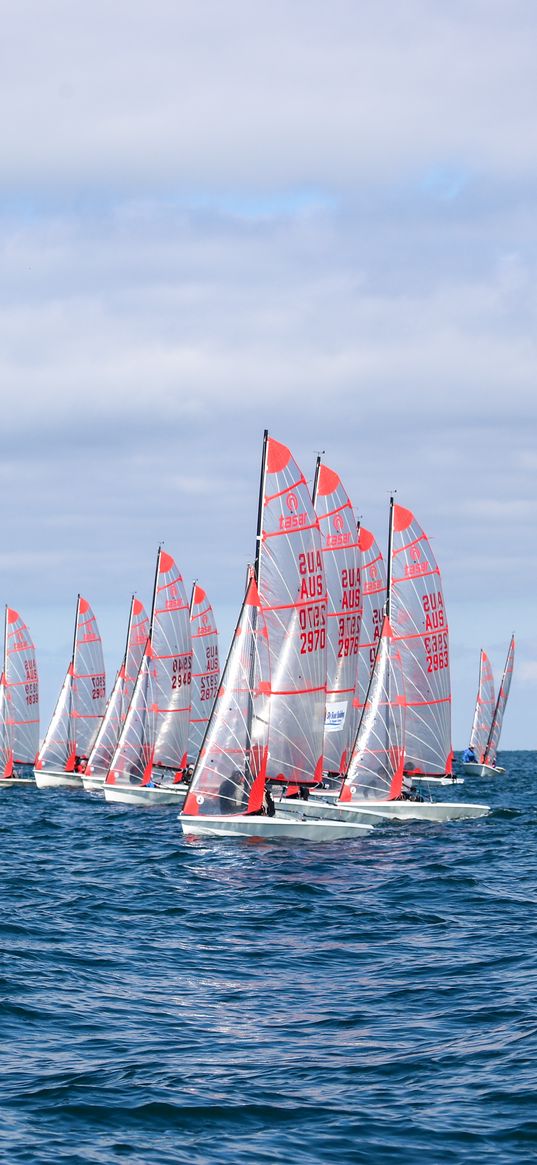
[[462, 636, 515, 777], [312, 460, 362, 783], [35, 597, 106, 789], [188, 583, 220, 765], [104, 548, 193, 806], [82, 596, 149, 793], [180, 433, 381, 840], [0, 607, 39, 787]]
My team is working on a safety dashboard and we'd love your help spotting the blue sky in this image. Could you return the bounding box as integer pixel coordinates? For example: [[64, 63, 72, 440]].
[[2, 0, 536, 747]]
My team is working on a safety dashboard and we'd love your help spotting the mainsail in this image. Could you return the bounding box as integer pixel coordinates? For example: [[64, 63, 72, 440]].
[[313, 461, 361, 774], [340, 616, 405, 802], [36, 596, 106, 772], [256, 434, 327, 785], [388, 501, 453, 776], [85, 597, 149, 779], [0, 607, 39, 775], [183, 575, 270, 818], [356, 527, 387, 718], [484, 635, 515, 766], [188, 583, 220, 764], [469, 650, 495, 763], [107, 548, 192, 786]]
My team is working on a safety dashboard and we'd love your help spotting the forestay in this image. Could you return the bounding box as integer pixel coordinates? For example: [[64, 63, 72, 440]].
[[469, 650, 495, 762], [4, 608, 39, 770], [183, 575, 270, 818], [257, 437, 327, 785], [37, 596, 106, 771], [356, 527, 386, 719], [389, 504, 453, 776], [314, 464, 361, 774], [86, 597, 149, 779], [340, 616, 405, 802], [484, 635, 515, 766], [188, 584, 220, 764]]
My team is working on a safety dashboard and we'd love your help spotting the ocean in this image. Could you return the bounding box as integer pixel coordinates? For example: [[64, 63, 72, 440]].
[[1, 752, 536, 1164]]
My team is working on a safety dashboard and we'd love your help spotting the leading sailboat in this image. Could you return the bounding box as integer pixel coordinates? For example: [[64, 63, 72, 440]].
[[0, 607, 39, 787], [35, 596, 106, 789], [463, 636, 515, 777]]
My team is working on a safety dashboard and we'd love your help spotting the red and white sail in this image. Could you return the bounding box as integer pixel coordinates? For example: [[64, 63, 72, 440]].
[[340, 616, 405, 802], [257, 436, 327, 785], [36, 596, 106, 772], [107, 548, 192, 786], [0, 608, 39, 775], [355, 527, 387, 719], [469, 650, 495, 763], [389, 503, 452, 776], [484, 635, 515, 766], [86, 597, 149, 779], [313, 463, 361, 774], [188, 583, 220, 764], [183, 575, 270, 818]]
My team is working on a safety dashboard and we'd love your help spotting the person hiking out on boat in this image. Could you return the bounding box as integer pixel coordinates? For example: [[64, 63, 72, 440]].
[[462, 745, 477, 764]]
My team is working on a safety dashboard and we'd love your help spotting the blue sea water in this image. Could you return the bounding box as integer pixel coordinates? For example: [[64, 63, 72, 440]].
[[1, 752, 536, 1165]]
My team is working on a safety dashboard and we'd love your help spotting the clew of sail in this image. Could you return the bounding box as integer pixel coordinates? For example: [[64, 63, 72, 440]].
[[37, 596, 106, 772], [484, 635, 515, 766], [340, 616, 406, 802], [86, 597, 149, 779], [389, 503, 452, 777], [183, 575, 270, 817], [469, 650, 495, 763], [2, 608, 39, 773], [257, 436, 327, 785], [313, 463, 361, 774], [188, 584, 220, 764]]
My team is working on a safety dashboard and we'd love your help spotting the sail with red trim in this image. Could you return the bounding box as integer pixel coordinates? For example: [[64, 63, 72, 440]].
[[313, 463, 361, 774], [0, 673, 11, 777], [85, 597, 149, 779], [36, 596, 106, 772], [182, 575, 270, 818], [188, 583, 220, 764], [356, 527, 387, 718], [107, 548, 192, 786], [484, 635, 515, 766], [257, 435, 327, 785], [1, 607, 39, 775], [469, 650, 495, 763], [389, 503, 452, 776], [340, 616, 405, 802]]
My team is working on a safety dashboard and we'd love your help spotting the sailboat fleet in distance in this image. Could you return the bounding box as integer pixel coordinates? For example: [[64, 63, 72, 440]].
[[0, 431, 519, 838]]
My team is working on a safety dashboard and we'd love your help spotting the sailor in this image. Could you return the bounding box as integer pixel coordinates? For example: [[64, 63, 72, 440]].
[[462, 745, 477, 764]]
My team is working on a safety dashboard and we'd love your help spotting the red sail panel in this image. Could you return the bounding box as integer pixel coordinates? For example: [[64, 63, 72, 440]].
[[340, 617, 406, 802], [86, 597, 149, 779], [389, 504, 452, 776], [188, 583, 220, 764], [469, 649, 495, 762], [257, 437, 327, 785], [314, 465, 361, 774], [356, 527, 386, 716], [484, 635, 515, 765], [4, 608, 39, 768], [151, 550, 193, 776], [183, 576, 270, 817]]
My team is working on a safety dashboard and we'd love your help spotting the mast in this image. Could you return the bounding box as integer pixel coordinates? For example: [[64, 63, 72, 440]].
[[118, 595, 136, 724], [254, 429, 269, 583], [149, 547, 161, 640], [67, 595, 81, 760], [311, 453, 323, 507], [189, 580, 197, 618], [385, 496, 395, 620], [2, 605, 7, 679]]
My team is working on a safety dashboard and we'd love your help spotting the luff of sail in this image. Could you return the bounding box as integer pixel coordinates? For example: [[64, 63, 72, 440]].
[[313, 463, 361, 774], [389, 503, 453, 777], [36, 596, 106, 772], [257, 436, 327, 785], [340, 616, 406, 802], [188, 583, 220, 764], [484, 635, 515, 766], [2, 607, 39, 774], [86, 597, 149, 779], [183, 575, 270, 818], [355, 527, 387, 721], [469, 650, 495, 763]]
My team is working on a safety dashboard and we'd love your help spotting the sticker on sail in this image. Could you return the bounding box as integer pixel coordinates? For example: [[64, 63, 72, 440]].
[[324, 701, 347, 732]]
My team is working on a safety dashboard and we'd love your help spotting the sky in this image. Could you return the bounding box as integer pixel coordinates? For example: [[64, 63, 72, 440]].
[[1, 0, 536, 748]]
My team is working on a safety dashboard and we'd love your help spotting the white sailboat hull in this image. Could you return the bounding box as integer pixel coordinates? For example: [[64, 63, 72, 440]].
[[411, 775, 464, 786], [82, 774, 106, 793], [104, 782, 187, 807], [462, 762, 505, 777], [0, 776, 36, 788], [34, 770, 84, 790], [180, 812, 375, 840], [276, 797, 490, 823]]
